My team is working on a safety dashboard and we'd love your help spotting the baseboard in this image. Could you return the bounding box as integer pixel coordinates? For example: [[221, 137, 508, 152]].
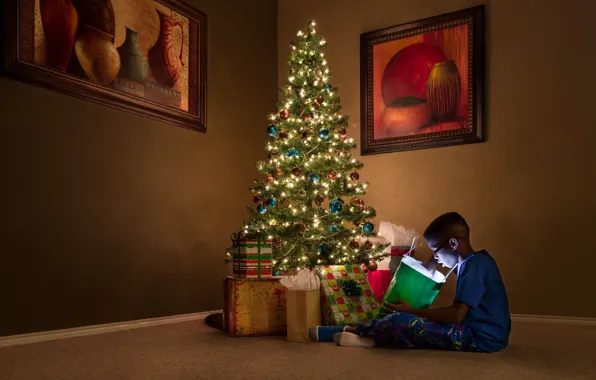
[[511, 314, 596, 326], [0, 309, 222, 348]]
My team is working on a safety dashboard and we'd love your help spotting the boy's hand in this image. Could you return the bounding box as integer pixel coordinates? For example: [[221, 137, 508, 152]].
[[381, 299, 413, 314]]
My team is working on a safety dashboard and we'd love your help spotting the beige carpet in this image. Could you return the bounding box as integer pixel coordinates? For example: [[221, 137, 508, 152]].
[[0, 319, 595, 380]]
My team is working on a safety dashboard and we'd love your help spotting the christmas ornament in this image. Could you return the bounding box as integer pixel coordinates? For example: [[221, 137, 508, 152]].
[[338, 128, 347, 138], [349, 240, 360, 249], [273, 237, 282, 248], [364, 240, 373, 250], [292, 167, 302, 176], [301, 130, 310, 140], [350, 172, 360, 181], [266, 176, 275, 184], [314, 67, 323, 79], [303, 113, 310, 121], [324, 83, 332, 90], [275, 167, 283, 176], [295, 222, 306, 233], [279, 130, 288, 140], [361, 264, 369, 273], [368, 261, 378, 272], [253, 194, 263, 204], [329, 199, 343, 214], [350, 197, 364, 208], [329, 224, 339, 232], [313, 96, 324, 106], [265, 197, 277, 208], [286, 148, 300, 157], [363, 222, 375, 234], [314, 194, 325, 206], [318, 244, 330, 255], [267, 125, 278, 136], [257, 204, 267, 214], [267, 151, 279, 160], [279, 198, 290, 208], [328, 170, 337, 180], [308, 172, 320, 183], [318, 128, 330, 139], [337, 198, 345, 204], [298, 189, 307, 196], [353, 220, 361, 227], [280, 109, 289, 119]]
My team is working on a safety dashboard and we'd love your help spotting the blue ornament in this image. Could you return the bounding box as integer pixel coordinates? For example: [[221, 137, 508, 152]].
[[363, 222, 375, 234], [324, 83, 332, 90], [257, 204, 267, 214], [329, 199, 343, 214], [267, 125, 278, 136], [274, 271, 280, 276], [308, 172, 320, 183], [286, 148, 300, 158], [318, 244, 330, 255], [318, 128, 330, 139], [265, 197, 277, 208], [329, 224, 339, 232]]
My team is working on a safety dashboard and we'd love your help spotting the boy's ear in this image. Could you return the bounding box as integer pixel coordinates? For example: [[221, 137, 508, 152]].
[[449, 238, 459, 250]]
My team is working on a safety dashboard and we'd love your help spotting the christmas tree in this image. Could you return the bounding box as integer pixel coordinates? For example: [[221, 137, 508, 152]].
[[230, 21, 388, 273]]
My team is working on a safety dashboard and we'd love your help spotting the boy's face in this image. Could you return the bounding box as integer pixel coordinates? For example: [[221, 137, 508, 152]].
[[426, 238, 460, 269]]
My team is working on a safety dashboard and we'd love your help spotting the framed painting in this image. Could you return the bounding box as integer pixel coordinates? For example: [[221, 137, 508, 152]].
[[360, 5, 484, 155], [1, 0, 207, 132]]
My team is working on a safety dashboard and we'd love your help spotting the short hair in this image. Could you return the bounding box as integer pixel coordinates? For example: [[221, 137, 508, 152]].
[[423, 212, 470, 241]]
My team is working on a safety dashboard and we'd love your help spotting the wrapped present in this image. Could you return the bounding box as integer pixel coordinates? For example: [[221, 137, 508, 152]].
[[222, 276, 287, 337], [317, 265, 380, 326], [231, 232, 273, 278]]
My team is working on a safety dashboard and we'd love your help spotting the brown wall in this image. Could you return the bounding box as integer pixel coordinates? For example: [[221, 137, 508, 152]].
[[0, 0, 277, 336], [279, 0, 596, 317]]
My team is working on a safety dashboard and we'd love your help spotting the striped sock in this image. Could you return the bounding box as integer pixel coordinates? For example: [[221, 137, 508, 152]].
[[308, 326, 348, 342]]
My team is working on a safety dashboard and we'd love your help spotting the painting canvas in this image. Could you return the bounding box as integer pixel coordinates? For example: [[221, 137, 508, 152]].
[[360, 6, 484, 154], [1, 0, 207, 132]]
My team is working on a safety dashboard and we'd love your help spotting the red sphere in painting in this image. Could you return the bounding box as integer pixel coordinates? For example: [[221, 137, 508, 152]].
[[381, 43, 447, 106]]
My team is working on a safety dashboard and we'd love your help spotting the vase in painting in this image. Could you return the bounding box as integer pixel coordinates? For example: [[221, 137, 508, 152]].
[[148, 10, 185, 87], [74, 25, 121, 86], [425, 60, 461, 123], [40, 0, 79, 71], [117, 27, 148, 83]]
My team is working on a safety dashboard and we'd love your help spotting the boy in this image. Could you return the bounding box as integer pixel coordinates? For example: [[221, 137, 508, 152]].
[[313, 212, 511, 353]]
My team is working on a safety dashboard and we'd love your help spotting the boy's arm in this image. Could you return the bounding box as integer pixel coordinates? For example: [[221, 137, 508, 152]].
[[382, 301, 469, 323]]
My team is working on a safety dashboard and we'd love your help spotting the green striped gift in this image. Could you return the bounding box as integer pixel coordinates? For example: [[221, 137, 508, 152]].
[[231, 233, 273, 278]]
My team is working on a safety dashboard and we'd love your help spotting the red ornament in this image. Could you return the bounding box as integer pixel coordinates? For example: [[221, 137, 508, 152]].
[[280, 109, 289, 119], [301, 130, 310, 140], [338, 128, 347, 138], [279, 130, 288, 140], [292, 167, 301, 176], [314, 194, 325, 206], [273, 237, 282, 248], [266, 176, 275, 184], [350, 197, 364, 208], [350, 172, 360, 181], [328, 170, 337, 180], [313, 96, 324, 106], [368, 261, 378, 272], [349, 240, 360, 249], [361, 264, 369, 273], [303, 114, 310, 121], [253, 194, 263, 204], [275, 167, 283, 177], [364, 240, 373, 250]]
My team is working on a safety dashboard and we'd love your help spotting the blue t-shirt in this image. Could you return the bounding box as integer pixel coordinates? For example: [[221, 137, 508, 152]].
[[455, 250, 511, 352]]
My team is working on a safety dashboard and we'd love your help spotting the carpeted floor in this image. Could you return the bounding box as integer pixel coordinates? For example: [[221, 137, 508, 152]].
[[0, 319, 595, 380]]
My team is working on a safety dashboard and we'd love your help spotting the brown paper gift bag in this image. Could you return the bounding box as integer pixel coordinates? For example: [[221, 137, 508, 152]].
[[286, 289, 321, 343]]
